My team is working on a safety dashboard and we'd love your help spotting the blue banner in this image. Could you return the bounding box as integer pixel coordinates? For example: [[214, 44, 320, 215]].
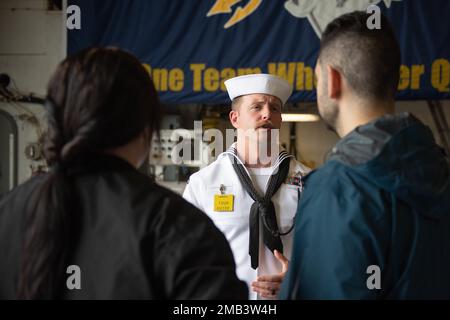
[[68, 0, 450, 104]]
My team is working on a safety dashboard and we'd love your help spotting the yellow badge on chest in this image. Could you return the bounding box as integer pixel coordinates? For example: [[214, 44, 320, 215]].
[[214, 194, 234, 212]]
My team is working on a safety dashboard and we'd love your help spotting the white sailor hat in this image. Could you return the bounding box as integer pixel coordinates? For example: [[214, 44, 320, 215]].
[[224, 74, 293, 105]]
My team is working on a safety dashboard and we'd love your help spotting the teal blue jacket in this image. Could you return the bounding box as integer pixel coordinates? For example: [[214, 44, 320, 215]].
[[280, 113, 450, 299]]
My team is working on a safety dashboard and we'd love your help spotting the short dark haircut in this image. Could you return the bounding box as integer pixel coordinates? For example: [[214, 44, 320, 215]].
[[318, 11, 401, 101], [231, 96, 243, 110]]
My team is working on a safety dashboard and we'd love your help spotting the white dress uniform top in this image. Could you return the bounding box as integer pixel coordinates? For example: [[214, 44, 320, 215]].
[[183, 144, 310, 299]]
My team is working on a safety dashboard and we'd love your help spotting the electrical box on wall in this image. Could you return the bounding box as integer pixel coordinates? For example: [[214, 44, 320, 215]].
[[149, 129, 212, 168], [149, 129, 213, 195]]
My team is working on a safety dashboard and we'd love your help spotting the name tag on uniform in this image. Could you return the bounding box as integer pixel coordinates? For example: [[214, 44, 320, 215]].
[[214, 194, 234, 212]]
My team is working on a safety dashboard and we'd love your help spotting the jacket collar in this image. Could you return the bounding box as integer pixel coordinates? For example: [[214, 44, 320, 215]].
[[64, 154, 137, 175]]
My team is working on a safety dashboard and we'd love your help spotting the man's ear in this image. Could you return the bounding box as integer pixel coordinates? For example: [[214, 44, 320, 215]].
[[327, 65, 342, 100], [229, 109, 239, 129]]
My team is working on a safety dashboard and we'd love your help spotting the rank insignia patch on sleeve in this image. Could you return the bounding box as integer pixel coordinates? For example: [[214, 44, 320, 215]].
[[285, 171, 305, 192]]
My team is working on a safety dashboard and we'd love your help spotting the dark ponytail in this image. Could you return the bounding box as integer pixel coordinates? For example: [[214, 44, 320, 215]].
[[17, 48, 161, 299], [17, 165, 76, 298]]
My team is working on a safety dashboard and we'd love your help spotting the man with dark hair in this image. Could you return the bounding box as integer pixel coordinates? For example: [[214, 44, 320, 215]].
[[280, 11, 450, 299]]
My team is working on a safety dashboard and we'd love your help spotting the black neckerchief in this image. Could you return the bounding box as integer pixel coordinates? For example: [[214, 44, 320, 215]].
[[227, 146, 291, 269]]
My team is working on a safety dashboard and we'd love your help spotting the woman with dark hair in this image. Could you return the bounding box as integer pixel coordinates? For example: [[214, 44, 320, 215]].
[[0, 48, 247, 299]]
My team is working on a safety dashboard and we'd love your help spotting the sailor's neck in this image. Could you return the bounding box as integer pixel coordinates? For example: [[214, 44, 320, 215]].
[[235, 140, 279, 168]]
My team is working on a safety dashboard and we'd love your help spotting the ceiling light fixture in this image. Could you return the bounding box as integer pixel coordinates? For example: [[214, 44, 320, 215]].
[[281, 113, 320, 122]]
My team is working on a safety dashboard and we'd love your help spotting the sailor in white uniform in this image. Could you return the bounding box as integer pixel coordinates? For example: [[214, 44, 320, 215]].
[[183, 74, 310, 299]]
